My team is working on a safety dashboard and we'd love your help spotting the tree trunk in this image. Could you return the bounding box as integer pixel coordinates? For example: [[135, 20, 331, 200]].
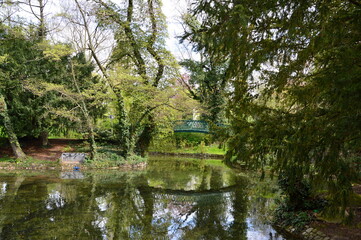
[[38, 0, 46, 38], [135, 115, 156, 157], [115, 97, 130, 158], [70, 60, 97, 160], [88, 124, 97, 160], [0, 95, 26, 160], [40, 130, 49, 146]]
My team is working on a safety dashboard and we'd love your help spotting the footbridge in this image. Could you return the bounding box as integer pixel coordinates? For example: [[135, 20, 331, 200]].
[[173, 120, 210, 133]]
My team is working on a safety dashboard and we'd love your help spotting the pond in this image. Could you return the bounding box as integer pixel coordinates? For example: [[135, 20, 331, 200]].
[[0, 157, 294, 240]]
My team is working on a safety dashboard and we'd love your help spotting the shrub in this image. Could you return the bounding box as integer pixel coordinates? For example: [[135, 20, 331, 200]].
[[174, 132, 211, 148], [85, 151, 125, 168], [274, 202, 314, 230], [85, 151, 147, 168], [94, 128, 117, 143], [273, 171, 328, 231]]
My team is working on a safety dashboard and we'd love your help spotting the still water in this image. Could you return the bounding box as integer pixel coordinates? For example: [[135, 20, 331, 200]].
[[0, 157, 291, 240]]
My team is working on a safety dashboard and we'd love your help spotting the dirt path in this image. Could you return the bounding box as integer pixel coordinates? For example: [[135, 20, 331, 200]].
[[0, 139, 85, 161]]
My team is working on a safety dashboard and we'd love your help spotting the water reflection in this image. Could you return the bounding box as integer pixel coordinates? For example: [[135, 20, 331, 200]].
[[0, 159, 290, 239]]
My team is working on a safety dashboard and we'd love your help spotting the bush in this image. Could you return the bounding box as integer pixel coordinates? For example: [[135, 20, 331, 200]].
[[174, 132, 211, 148], [277, 173, 311, 211], [94, 128, 117, 143], [273, 171, 328, 231], [274, 202, 314, 230], [85, 151, 147, 168], [84, 151, 126, 168], [126, 154, 147, 164], [149, 135, 177, 152]]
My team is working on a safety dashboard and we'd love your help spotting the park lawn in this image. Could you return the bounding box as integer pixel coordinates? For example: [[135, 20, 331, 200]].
[[150, 143, 226, 155]]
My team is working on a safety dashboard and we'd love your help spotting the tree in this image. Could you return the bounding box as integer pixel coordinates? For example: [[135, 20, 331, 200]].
[[25, 51, 107, 160], [0, 7, 104, 159], [0, 93, 26, 160], [0, 0, 64, 147], [179, 58, 228, 123], [0, 23, 34, 160], [183, 0, 361, 218], [85, 0, 178, 157]]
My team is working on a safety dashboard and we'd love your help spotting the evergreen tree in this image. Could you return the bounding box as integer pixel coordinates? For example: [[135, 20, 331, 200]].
[[183, 0, 361, 217]]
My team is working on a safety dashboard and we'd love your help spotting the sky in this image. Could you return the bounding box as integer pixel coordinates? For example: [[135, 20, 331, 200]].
[[161, 0, 190, 60], [1, 0, 194, 60]]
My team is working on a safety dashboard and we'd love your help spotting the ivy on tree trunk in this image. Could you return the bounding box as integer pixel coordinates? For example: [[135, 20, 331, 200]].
[[0, 94, 26, 160]]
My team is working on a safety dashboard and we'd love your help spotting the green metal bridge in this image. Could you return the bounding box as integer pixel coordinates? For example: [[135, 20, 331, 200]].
[[173, 120, 210, 133]]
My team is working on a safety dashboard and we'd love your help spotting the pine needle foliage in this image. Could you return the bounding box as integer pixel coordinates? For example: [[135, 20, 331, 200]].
[[183, 0, 361, 219]]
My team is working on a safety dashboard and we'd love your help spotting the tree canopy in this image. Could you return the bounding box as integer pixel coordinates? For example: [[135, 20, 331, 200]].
[[0, 0, 197, 160], [182, 0, 361, 217]]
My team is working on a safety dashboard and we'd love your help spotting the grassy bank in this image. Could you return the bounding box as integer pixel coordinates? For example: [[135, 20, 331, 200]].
[[0, 140, 147, 170], [149, 143, 226, 155], [0, 157, 61, 170]]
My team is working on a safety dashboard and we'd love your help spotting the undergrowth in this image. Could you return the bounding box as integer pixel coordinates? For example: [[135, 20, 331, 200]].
[[84, 151, 146, 168], [272, 174, 328, 231]]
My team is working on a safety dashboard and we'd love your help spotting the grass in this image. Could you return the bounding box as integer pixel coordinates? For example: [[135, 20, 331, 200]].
[[149, 143, 226, 155], [148, 156, 227, 168], [0, 156, 60, 169], [59, 140, 226, 158], [0, 156, 14, 162], [0, 137, 224, 169]]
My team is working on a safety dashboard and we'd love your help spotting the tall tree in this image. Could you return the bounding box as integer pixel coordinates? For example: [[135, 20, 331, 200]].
[[0, 23, 32, 160], [0, 3, 104, 159], [88, 0, 177, 157], [183, 0, 361, 217], [0, 93, 26, 159], [0, 0, 60, 147]]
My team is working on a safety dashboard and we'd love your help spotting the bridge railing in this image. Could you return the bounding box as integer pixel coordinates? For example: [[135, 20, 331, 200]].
[[173, 120, 210, 133]]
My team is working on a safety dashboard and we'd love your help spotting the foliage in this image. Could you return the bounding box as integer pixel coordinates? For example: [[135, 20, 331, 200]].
[[0, 0, 206, 163], [84, 150, 146, 168], [94, 127, 117, 143], [184, 0, 361, 220], [149, 140, 226, 155], [0, 22, 103, 139], [149, 134, 177, 153], [1, 26, 67, 138], [0, 155, 15, 163], [273, 173, 328, 230], [0, 157, 60, 168], [273, 192, 328, 230], [86, 151, 126, 167], [174, 132, 211, 148], [179, 59, 228, 123], [90, 0, 182, 157], [274, 206, 314, 231], [0, 127, 5, 138]]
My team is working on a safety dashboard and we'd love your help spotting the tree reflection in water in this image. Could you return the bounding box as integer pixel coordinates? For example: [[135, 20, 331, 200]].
[[0, 158, 287, 239]]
